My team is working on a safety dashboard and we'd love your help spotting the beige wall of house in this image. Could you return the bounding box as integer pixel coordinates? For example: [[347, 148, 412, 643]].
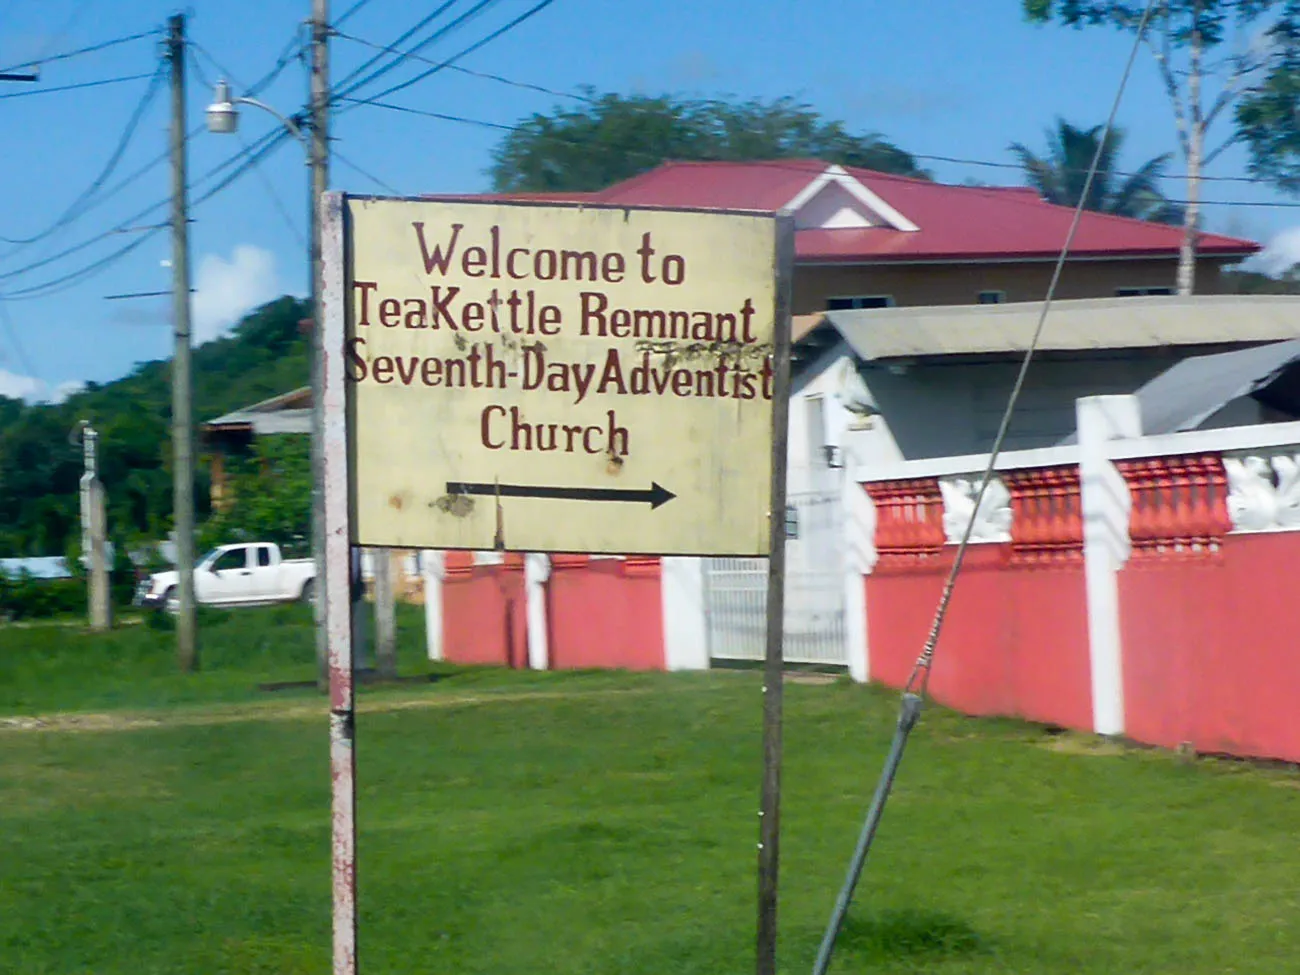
[[791, 257, 1236, 314]]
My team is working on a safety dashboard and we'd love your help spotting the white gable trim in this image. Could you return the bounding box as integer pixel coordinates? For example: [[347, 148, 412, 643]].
[[784, 165, 919, 233]]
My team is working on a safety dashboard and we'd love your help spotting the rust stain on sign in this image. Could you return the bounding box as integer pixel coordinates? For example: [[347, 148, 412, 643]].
[[432, 493, 475, 517]]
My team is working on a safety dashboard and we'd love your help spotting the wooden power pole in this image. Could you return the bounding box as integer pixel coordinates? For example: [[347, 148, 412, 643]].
[[309, 0, 331, 688], [168, 13, 197, 670]]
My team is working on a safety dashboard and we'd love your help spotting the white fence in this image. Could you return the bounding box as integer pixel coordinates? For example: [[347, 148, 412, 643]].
[[703, 491, 847, 667]]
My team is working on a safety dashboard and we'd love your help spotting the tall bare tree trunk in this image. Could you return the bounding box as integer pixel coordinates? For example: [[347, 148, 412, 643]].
[[1177, 7, 1203, 296]]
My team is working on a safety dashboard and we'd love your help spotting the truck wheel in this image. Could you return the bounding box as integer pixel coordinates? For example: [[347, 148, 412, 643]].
[[300, 580, 315, 606]]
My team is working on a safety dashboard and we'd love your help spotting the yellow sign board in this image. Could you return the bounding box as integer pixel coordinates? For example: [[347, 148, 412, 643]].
[[343, 196, 787, 556]]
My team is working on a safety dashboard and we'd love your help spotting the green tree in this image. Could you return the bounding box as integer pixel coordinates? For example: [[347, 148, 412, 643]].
[[1011, 118, 1185, 223], [0, 296, 310, 559], [488, 90, 929, 192], [197, 435, 311, 558], [1024, 1, 1300, 293]]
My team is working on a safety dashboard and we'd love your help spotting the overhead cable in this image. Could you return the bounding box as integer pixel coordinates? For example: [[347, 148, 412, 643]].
[[810, 4, 1162, 975], [339, 0, 558, 111], [0, 62, 168, 246], [0, 29, 157, 76]]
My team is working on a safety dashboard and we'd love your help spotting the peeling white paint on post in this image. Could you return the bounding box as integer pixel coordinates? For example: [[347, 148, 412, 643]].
[[321, 190, 358, 975]]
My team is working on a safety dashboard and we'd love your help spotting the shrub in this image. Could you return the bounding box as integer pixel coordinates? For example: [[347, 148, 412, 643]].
[[0, 572, 86, 621]]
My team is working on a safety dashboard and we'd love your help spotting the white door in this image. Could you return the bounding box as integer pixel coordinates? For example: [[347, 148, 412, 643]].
[[247, 544, 281, 601], [200, 546, 252, 604]]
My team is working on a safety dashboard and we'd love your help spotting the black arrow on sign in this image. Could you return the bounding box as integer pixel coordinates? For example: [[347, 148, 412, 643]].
[[445, 480, 676, 510]]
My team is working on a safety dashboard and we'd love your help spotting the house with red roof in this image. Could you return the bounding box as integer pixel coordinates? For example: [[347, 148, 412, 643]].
[[434, 159, 1260, 312]]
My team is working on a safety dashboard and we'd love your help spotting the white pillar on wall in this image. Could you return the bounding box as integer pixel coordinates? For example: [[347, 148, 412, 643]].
[[841, 467, 877, 683], [661, 556, 709, 671], [1076, 394, 1141, 738], [421, 550, 445, 661], [525, 553, 551, 670]]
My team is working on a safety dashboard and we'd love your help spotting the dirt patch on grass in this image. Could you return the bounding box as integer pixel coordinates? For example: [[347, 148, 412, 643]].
[[1037, 732, 1128, 757], [0, 686, 660, 735]]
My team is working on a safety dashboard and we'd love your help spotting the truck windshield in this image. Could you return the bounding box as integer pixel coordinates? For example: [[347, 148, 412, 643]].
[[197, 549, 219, 568]]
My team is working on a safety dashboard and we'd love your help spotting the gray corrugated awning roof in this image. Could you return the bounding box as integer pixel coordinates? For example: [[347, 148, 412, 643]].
[[812, 295, 1300, 361], [205, 387, 312, 436], [1133, 338, 1300, 434]]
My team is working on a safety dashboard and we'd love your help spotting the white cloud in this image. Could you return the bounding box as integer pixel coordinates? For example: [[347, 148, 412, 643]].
[[0, 371, 87, 404], [0, 369, 45, 401], [52, 380, 86, 402], [1248, 226, 1300, 278], [192, 244, 280, 343]]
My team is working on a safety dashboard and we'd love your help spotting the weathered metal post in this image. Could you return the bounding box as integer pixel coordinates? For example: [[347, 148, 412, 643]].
[[756, 213, 795, 975], [320, 190, 357, 975], [81, 427, 111, 631]]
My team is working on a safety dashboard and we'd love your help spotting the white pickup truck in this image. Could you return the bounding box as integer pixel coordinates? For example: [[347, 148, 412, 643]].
[[135, 542, 316, 610]]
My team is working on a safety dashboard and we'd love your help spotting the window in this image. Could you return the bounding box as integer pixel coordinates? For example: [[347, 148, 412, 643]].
[[212, 548, 245, 573], [977, 290, 1006, 304], [806, 396, 827, 470], [257, 546, 272, 567], [1116, 286, 1175, 297], [826, 295, 895, 310]]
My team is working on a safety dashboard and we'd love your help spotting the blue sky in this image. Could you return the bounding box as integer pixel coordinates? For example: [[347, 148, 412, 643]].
[[1, 0, 1298, 401]]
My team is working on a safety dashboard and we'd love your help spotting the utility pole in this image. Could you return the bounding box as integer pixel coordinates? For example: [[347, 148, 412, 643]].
[[79, 424, 111, 631], [374, 549, 397, 679], [168, 13, 198, 671], [309, 0, 331, 689]]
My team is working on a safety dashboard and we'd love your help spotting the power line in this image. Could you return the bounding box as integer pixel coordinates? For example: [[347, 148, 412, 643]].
[[811, 4, 1163, 972], [328, 31, 1300, 192], [32, 0, 96, 66], [0, 28, 157, 76], [334, 0, 380, 28], [0, 298, 38, 380], [0, 62, 168, 246], [334, 147, 401, 195], [238, 128, 308, 247], [340, 0, 558, 111], [330, 1, 485, 101], [245, 28, 307, 98], [913, 149, 1292, 186], [910, 0, 1160, 703], [0, 126, 295, 299], [0, 72, 155, 100], [339, 95, 510, 131], [334, 28, 585, 102], [346, 97, 1300, 211]]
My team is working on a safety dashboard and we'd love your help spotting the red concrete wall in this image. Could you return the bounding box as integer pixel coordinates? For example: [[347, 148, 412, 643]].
[[866, 547, 1091, 729], [1120, 533, 1300, 763], [547, 556, 665, 671], [864, 469, 1092, 732], [442, 552, 529, 668]]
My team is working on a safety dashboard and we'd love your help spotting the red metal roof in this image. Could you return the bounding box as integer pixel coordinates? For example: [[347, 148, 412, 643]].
[[428, 160, 1258, 263]]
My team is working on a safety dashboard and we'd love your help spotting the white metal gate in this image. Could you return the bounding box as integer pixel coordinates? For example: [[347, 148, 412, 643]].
[[704, 491, 847, 667]]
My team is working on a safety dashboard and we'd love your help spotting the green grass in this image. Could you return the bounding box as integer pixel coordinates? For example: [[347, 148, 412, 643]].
[[2, 660, 1299, 974], [0, 603, 438, 714]]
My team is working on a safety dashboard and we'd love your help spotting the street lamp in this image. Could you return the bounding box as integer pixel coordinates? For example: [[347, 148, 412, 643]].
[[206, 76, 331, 687], [206, 79, 308, 148]]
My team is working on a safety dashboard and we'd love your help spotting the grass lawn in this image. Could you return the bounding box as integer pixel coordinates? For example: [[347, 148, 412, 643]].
[[3, 622, 1299, 975], [0, 603, 440, 715]]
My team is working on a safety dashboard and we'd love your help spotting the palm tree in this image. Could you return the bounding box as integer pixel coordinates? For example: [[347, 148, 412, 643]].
[[1010, 119, 1184, 225]]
